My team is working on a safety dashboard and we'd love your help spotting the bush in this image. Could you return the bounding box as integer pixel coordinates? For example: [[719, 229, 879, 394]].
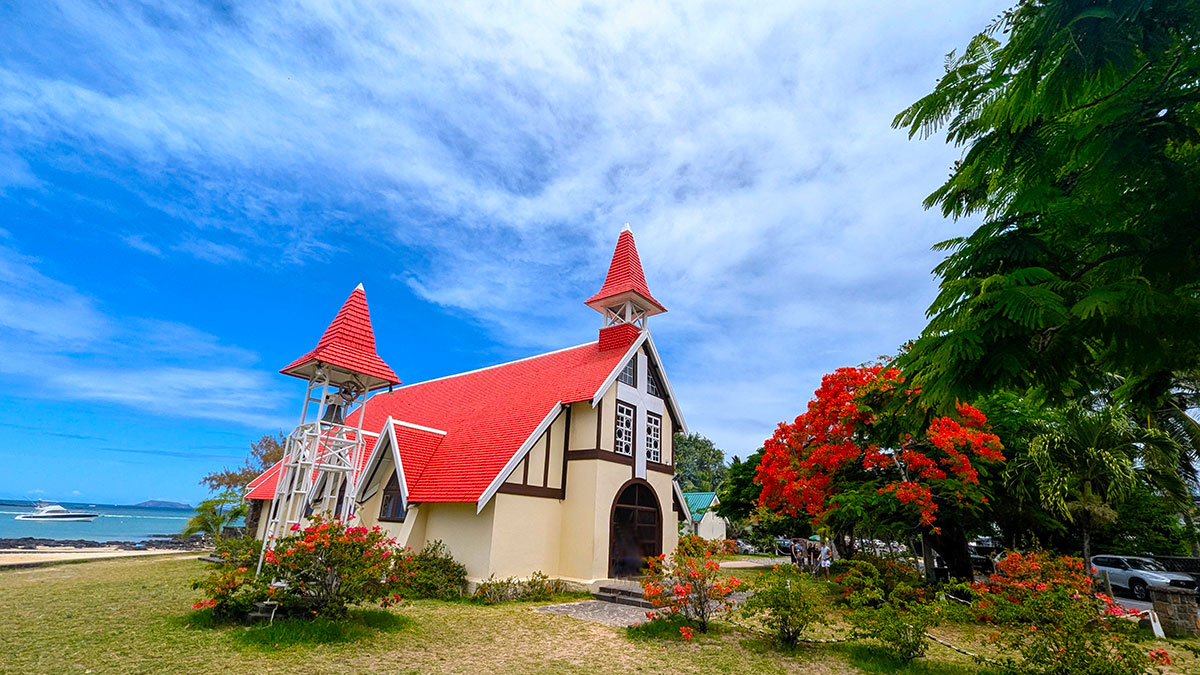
[[641, 550, 742, 632], [830, 559, 883, 604], [740, 565, 825, 647], [191, 564, 271, 620], [846, 585, 939, 663], [472, 571, 564, 604], [406, 540, 467, 600], [677, 535, 737, 558], [964, 551, 1162, 675], [212, 536, 262, 569]]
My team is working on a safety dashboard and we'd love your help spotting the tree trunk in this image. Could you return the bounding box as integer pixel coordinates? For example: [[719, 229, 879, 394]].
[[920, 532, 937, 583], [928, 523, 974, 581], [1081, 524, 1092, 575]]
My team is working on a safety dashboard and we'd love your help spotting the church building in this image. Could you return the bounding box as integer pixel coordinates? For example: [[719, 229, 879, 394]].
[[247, 227, 688, 583]]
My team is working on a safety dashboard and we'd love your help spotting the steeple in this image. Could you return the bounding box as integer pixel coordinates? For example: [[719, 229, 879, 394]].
[[586, 225, 666, 332], [280, 284, 400, 392]]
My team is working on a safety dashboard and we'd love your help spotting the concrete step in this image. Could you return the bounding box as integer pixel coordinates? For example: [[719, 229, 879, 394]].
[[593, 585, 654, 609]]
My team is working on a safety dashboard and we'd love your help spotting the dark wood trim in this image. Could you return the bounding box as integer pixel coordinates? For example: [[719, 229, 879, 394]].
[[497, 483, 565, 499], [647, 460, 674, 474], [559, 405, 571, 498], [567, 447, 634, 465], [542, 420, 552, 488], [521, 454, 529, 485], [594, 398, 603, 450], [607, 477, 663, 578]]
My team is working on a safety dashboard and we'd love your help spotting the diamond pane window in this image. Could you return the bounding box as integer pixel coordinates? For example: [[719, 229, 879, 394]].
[[646, 413, 661, 463], [616, 402, 635, 456], [646, 367, 662, 398]]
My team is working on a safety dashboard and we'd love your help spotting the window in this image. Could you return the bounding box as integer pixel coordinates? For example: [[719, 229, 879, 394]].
[[646, 367, 663, 397], [616, 402, 635, 456], [618, 358, 637, 387], [378, 470, 406, 522], [646, 413, 661, 463]]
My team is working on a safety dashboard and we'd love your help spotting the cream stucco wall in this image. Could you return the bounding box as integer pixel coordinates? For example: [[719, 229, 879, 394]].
[[696, 510, 727, 540]]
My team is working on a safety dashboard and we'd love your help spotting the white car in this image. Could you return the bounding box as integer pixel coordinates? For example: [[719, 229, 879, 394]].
[[1090, 555, 1198, 601]]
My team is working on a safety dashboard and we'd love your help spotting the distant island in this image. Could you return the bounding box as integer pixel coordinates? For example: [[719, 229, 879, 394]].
[[133, 500, 192, 509]]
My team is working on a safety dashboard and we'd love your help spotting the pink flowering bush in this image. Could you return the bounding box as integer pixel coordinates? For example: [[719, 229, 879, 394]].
[[958, 552, 1165, 675], [641, 549, 742, 632], [193, 514, 415, 620]]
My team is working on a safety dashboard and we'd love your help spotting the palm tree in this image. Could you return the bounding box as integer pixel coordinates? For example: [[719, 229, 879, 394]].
[[1022, 405, 1182, 571], [181, 491, 246, 543]]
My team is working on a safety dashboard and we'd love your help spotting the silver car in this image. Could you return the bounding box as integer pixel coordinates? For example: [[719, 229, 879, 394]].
[[1090, 554, 1198, 601]]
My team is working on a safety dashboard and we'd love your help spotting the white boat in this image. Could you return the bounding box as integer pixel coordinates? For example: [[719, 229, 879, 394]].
[[15, 502, 99, 522]]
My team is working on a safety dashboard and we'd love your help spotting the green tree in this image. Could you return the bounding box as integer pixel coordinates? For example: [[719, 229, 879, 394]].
[[673, 432, 728, 492], [893, 1, 1200, 414], [1093, 482, 1194, 556], [201, 433, 286, 493], [1018, 404, 1184, 570], [181, 490, 246, 542], [714, 448, 764, 521]]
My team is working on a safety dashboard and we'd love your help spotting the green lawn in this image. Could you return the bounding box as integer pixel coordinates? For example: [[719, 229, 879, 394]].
[[0, 556, 1195, 674]]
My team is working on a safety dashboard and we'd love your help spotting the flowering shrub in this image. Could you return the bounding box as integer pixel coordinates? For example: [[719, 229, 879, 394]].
[[830, 559, 884, 604], [847, 592, 939, 663], [677, 535, 737, 558], [641, 550, 742, 632], [679, 626, 695, 640], [190, 564, 270, 620], [740, 565, 825, 647], [212, 536, 262, 569], [962, 551, 1164, 675]]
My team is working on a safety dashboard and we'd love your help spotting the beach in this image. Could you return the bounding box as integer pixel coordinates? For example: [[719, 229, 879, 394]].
[[0, 546, 202, 567]]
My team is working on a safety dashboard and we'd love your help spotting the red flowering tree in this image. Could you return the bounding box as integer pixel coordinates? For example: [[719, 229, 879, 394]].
[[757, 363, 1005, 579]]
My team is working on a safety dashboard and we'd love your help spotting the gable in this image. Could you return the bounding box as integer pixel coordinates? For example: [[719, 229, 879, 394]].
[[683, 492, 718, 521], [591, 332, 688, 436]]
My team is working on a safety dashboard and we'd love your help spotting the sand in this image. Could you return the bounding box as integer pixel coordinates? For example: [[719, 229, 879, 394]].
[[0, 546, 203, 567]]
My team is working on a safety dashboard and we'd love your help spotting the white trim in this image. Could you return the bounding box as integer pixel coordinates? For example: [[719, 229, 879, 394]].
[[395, 343, 595, 391], [590, 332, 649, 406], [672, 479, 688, 522], [475, 403, 564, 513], [640, 332, 689, 435], [392, 419, 448, 436]]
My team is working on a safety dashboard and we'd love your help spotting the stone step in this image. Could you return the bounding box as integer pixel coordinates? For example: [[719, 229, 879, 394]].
[[593, 586, 654, 609]]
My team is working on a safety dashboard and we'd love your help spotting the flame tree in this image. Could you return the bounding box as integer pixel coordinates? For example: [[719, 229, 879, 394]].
[[757, 363, 1005, 579]]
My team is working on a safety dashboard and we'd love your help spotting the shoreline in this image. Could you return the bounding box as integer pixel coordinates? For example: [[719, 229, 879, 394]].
[[0, 546, 204, 568], [0, 535, 209, 568]]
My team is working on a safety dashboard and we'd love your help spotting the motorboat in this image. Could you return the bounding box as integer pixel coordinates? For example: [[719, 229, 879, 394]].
[[14, 502, 99, 522]]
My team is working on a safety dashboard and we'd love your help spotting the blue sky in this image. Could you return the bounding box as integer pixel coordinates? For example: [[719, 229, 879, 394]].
[[0, 1, 1010, 506]]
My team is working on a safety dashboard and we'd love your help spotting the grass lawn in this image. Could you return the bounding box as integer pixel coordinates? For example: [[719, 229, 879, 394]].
[[2, 556, 1196, 674]]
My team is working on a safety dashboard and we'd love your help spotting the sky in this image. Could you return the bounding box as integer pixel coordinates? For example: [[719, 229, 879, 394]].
[[0, 1, 1012, 506]]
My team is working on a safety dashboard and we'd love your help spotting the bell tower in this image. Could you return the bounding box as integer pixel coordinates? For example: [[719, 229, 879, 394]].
[[256, 283, 399, 573], [585, 224, 666, 336]]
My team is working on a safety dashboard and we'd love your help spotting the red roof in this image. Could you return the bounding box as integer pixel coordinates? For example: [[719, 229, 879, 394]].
[[585, 228, 666, 313], [389, 422, 445, 493], [281, 284, 400, 388]]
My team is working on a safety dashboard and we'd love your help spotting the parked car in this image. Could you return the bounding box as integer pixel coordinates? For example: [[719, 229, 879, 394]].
[[970, 552, 993, 574], [774, 536, 794, 556], [736, 539, 759, 555], [1090, 555, 1198, 601]]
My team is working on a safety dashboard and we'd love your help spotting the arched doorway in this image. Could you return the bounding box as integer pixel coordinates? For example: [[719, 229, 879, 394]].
[[609, 480, 662, 578]]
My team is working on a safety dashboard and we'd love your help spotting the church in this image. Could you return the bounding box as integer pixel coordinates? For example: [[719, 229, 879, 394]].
[[247, 227, 689, 583]]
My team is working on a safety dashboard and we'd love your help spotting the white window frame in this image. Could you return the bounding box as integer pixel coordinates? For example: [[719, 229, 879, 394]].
[[615, 401, 635, 456], [646, 412, 661, 463], [618, 358, 637, 387]]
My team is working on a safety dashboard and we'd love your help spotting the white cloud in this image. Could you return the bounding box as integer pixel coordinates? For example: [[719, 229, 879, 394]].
[[0, 0, 1011, 455]]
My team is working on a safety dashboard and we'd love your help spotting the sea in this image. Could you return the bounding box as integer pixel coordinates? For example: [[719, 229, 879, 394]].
[[0, 500, 200, 542]]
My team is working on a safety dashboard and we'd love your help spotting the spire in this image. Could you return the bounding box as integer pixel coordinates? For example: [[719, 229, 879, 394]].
[[280, 284, 400, 390], [586, 226, 666, 331]]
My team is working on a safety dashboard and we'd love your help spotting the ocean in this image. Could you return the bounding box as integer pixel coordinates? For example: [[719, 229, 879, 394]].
[[0, 501, 199, 542]]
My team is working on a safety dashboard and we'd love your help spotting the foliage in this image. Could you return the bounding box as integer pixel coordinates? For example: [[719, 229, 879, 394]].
[[472, 571, 565, 604], [673, 432, 729, 492], [406, 540, 468, 600], [256, 515, 414, 619], [191, 564, 271, 620], [831, 555, 924, 606], [641, 549, 742, 632], [1094, 482, 1195, 556], [181, 490, 246, 541], [202, 433, 286, 493], [212, 536, 262, 569], [757, 363, 1005, 577], [676, 535, 736, 558], [715, 448, 763, 521], [740, 565, 825, 647], [846, 588, 939, 663], [963, 551, 1161, 675], [893, 0, 1200, 414], [1016, 404, 1183, 568]]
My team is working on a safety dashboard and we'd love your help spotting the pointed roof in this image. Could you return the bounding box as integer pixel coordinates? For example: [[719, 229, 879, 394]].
[[683, 491, 719, 522], [280, 284, 400, 390], [585, 225, 666, 315]]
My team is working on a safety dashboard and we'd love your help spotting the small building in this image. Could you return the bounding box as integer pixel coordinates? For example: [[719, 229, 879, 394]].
[[683, 491, 727, 540], [248, 227, 690, 583]]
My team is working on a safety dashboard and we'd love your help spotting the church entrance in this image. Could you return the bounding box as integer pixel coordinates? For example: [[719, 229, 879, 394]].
[[609, 480, 662, 578]]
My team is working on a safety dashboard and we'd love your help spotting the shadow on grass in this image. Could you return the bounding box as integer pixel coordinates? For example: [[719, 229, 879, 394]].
[[174, 608, 411, 651], [831, 643, 1001, 675]]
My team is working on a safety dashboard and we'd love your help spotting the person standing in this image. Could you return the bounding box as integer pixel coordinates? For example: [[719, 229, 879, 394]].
[[789, 538, 801, 567], [818, 541, 832, 581]]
